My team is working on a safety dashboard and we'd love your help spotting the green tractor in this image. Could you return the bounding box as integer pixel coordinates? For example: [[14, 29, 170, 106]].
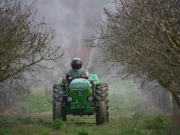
[[52, 73, 109, 125]]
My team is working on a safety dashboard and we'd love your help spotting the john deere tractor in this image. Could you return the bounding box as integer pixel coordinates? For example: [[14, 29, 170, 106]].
[[52, 73, 109, 125]]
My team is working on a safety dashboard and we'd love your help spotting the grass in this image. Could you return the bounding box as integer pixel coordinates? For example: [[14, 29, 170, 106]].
[[0, 113, 177, 135], [1, 80, 180, 135], [14, 94, 52, 115]]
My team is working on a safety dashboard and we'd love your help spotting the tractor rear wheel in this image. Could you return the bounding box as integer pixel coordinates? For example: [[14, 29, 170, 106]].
[[53, 84, 66, 121], [95, 83, 109, 125]]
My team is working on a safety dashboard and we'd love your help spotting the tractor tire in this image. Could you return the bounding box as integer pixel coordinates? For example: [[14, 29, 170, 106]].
[[103, 84, 109, 123], [53, 84, 66, 121], [95, 83, 109, 125], [96, 101, 107, 125]]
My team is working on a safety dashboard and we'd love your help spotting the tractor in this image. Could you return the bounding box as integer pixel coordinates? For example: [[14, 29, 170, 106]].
[[52, 73, 109, 125]]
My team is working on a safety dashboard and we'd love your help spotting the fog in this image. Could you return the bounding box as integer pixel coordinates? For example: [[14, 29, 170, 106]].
[[22, 0, 118, 84], [0, 0, 173, 116], [34, 0, 111, 66]]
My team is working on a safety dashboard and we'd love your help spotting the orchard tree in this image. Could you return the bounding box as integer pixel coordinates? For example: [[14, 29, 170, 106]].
[[0, 0, 63, 85], [92, 0, 180, 108]]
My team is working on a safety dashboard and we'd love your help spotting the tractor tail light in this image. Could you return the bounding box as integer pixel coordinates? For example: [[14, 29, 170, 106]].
[[90, 90, 93, 95]]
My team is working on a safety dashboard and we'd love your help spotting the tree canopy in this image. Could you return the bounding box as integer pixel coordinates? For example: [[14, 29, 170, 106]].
[[92, 0, 180, 108], [0, 0, 63, 85]]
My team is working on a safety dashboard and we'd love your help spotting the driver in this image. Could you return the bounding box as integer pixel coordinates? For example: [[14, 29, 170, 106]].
[[62, 57, 89, 83]]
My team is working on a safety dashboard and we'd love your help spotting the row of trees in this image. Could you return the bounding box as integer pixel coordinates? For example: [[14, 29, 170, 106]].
[[0, 0, 63, 88], [92, 0, 180, 109]]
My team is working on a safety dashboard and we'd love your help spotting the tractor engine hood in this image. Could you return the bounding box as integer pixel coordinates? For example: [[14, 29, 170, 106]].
[[69, 78, 91, 90]]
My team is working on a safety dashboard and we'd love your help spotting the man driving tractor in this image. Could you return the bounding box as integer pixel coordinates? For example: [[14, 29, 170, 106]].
[[53, 57, 109, 125], [62, 57, 89, 83]]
